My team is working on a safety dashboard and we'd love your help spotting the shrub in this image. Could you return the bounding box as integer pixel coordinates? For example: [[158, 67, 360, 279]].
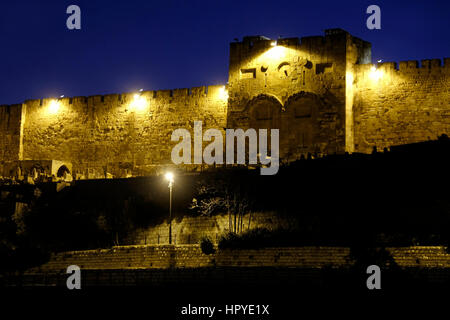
[[200, 236, 216, 255]]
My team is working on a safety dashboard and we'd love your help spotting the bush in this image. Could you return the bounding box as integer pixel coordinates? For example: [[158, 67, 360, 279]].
[[200, 236, 216, 255]]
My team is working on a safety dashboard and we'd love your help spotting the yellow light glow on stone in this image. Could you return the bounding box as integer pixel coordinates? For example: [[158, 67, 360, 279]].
[[48, 100, 60, 114], [129, 94, 147, 111], [369, 66, 383, 81], [265, 45, 286, 61], [218, 86, 228, 101]]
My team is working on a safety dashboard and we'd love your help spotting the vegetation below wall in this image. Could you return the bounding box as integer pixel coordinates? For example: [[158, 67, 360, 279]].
[[1, 137, 450, 272]]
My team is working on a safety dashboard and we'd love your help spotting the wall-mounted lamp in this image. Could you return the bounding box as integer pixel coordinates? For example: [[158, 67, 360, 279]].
[[48, 99, 61, 114], [130, 90, 147, 111], [217, 85, 229, 101], [369, 66, 383, 81]]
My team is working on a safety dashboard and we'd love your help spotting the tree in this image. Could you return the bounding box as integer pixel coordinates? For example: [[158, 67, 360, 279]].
[[190, 176, 252, 234]]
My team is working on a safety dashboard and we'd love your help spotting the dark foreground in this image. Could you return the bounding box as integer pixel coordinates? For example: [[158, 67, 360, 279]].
[[2, 267, 449, 318]]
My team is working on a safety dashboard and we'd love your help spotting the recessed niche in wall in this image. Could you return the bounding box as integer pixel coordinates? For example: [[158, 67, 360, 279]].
[[294, 103, 312, 118], [277, 62, 291, 77], [316, 63, 333, 74], [240, 68, 256, 79]]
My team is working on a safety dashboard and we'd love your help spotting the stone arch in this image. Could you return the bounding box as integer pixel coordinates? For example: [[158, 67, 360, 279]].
[[284, 91, 322, 118], [245, 94, 283, 111], [246, 94, 283, 131], [56, 165, 70, 178], [280, 91, 323, 160]]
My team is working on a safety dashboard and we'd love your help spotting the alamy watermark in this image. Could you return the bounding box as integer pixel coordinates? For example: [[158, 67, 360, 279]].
[[66, 5, 81, 30], [66, 265, 81, 289], [171, 121, 279, 175], [366, 5, 381, 30]]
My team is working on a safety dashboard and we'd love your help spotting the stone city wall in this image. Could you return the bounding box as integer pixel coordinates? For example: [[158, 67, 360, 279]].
[[125, 212, 293, 245], [18, 85, 227, 178], [1, 30, 450, 177], [352, 59, 450, 153], [27, 245, 450, 272]]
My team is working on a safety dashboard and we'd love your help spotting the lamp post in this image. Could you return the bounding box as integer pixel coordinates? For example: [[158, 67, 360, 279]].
[[165, 172, 174, 244]]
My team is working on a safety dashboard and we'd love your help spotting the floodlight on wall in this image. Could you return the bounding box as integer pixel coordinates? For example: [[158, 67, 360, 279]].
[[369, 66, 383, 82], [48, 99, 60, 114], [130, 90, 147, 111], [266, 45, 285, 60], [217, 85, 229, 101]]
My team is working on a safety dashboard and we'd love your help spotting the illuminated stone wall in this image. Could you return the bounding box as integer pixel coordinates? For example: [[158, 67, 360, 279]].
[[126, 212, 293, 245], [18, 86, 227, 177], [27, 245, 450, 272], [227, 29, 370, 159], [1, 29, 449, 176], [29, 245, 351, 271], [352, 59, 450, 153]]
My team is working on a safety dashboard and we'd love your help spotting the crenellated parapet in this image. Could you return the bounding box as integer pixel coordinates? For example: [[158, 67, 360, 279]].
[[0, 84, 228, 179], [1, 29, 449, 179], [351, 58, 450, 154]]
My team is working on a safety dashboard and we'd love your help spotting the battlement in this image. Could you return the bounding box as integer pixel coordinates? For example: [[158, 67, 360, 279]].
[[1, 84, 227, 110], [355, 57, 450, 74], [231, 28, 367, 56]]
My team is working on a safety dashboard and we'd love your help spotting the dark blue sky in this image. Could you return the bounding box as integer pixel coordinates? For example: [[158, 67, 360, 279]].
[[0, 0, 449, 105]]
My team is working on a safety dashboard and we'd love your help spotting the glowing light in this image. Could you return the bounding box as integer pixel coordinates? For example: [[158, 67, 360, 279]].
[[48, 100, 60, 114], [346, 72, 354, 87], [270, 40, 277, 47], [129, 93, 147, 111], [369, 66, 383, 81], [265, 45, 286, 60], [165, 172, 174, 183], [217, 86, 228, 101]]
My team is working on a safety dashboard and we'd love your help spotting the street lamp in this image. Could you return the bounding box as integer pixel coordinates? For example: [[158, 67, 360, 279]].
[[165, 172, 174, 244]]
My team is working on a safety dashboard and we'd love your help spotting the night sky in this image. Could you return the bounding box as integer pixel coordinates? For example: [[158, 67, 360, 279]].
[[0, 0, 449, 105]]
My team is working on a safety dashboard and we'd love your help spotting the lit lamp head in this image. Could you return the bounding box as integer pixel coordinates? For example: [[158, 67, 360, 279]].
[[165, 172, 174, 186], [130, 89, 147, 111], [48, 99, 61, 114], [369, 65, 383, 81], [218, 85, 228, 101]]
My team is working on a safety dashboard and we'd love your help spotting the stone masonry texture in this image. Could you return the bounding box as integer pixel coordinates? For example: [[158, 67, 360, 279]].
[[27, 245, 450, 272], [0, 29, 449, 177]]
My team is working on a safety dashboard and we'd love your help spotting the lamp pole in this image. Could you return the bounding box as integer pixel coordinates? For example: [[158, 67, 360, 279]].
[[165, 172, 174, 245], [169, 179, 173, 245]]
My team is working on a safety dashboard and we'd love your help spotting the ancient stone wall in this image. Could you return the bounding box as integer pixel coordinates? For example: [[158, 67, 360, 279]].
[[0, 104, 23, 163], [227, 29, 370, 160], [1, 29, 449, 176], [126, 212, 293, 245], [352, 59, 450, 153], [27, 245, 450, 272], [19, 85, 227, 177]]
